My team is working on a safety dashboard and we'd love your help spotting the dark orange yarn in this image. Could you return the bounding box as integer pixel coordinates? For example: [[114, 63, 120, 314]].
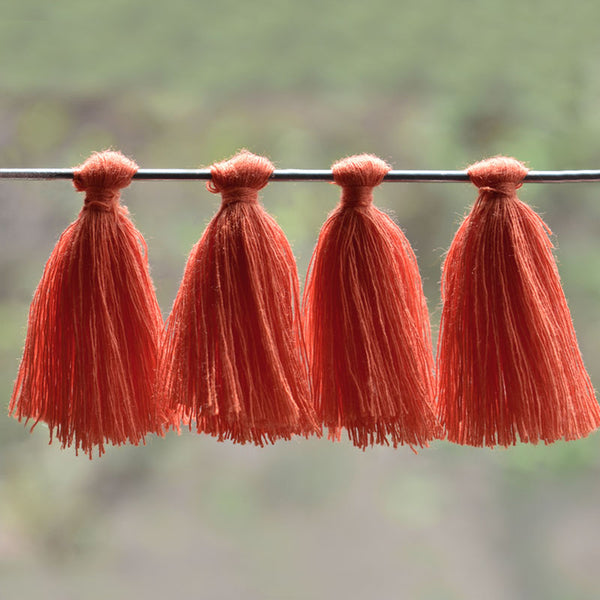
[[303, 154, 438, 449], [9, 151, 165, 457], [158, 150, 319, 445], [437, 156, 600, 446]]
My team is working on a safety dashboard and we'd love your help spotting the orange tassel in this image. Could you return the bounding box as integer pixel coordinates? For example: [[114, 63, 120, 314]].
[[437, 156, 600, 446], [9, 151, 164, 457], [303, 154, 438, 449], [159, 150, 319, 445]]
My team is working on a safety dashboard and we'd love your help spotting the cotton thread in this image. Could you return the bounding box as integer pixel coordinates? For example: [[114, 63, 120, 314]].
[[158, 150, 320, 445], [437, 156, 600, 446], [9, 150, 166, 457], [303, 154, 438, 450]]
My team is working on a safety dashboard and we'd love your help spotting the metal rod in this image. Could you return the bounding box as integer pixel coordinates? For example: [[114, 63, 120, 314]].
[[1, 168, 600, 182]]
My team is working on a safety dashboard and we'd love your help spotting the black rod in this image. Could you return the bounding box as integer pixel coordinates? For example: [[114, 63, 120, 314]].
[[1, 168, 600, 182]]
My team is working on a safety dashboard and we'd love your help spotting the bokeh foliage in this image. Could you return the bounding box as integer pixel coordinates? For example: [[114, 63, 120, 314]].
[[1, 1, 600, 598]]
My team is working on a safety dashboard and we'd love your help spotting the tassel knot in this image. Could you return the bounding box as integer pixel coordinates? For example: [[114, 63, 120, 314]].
[[219, 187, 259, 206], [82, 188, 121, 212], [340, 186, 373, 208]]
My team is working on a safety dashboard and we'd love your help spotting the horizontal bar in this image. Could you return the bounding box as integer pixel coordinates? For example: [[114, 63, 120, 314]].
[[1, 168, 600, 182]]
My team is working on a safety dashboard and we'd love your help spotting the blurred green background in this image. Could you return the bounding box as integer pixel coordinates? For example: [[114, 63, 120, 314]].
[[2, 1, 600, 598]]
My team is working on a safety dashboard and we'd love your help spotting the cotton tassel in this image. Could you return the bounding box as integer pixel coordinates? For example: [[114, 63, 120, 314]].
[[159, 150, 319, 445], [437, 156, 600, 446], [303, 154, 438, 449], [9, 150, 165, 457]]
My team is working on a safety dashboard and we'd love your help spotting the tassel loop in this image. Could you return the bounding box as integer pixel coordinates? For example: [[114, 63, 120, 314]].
[[468, 156, 528, 188], [468, 156, 527, 197], [74, 151, 138, 213], [74, 151, 137, 191], [207, 151, 273, 206], [333, 155, 391, 208], [332, 154, 390, 188], [207, 150, 273, 195]]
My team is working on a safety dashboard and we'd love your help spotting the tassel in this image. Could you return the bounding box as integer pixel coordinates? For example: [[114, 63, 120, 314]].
[[9, 150, 164, 457], [159, 150, 319, 445], [303, 154, 438, 449], [437, 156, 600, 446]]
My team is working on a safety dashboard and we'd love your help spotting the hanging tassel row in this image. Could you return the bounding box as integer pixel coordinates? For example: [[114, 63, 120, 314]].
[[7, 150, 600, 457]]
